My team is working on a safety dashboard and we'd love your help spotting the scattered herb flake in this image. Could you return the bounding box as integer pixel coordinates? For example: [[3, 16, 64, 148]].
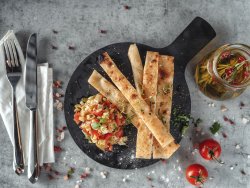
[[53, 92, 63, 99], [240, 169, 246, 175], [222, 132, 227, 138], [124, 5, 131, 10], [192, 118, 202, 127], [64, 175, 69, 180], [161, 159, 166, 164], [67, 167, 75, 177], [181, 125, 189, 136], [146, 176, 152, 181], [52, 29, 58, 34], [223, 115, 235, 125], [48, 174, 55, 180], [100, 30, 107, 34], [54, 146, 62, 153], [44, 163, 52, 172], [210, 122, 221, 134], [240, 101, 245, 109], [80, 172, 89, 179], [162, 84, 171, 94], [51, 45, 58, 50], [53, 80, 62, 88], [172, 108, 190, 133], [68, 45, 76, 50], [54, 170, 60, 176], [220, 105, 228, 112]]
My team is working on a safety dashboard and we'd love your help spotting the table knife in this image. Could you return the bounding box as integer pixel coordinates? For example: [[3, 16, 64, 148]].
[[25, 33, 40, 183]]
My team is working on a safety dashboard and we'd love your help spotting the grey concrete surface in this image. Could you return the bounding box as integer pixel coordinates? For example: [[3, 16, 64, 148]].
[[0, 0, 250, 187]]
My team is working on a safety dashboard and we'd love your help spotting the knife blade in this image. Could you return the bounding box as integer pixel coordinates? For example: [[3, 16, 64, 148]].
[[25, 33, 40, 183], [25, 33, 37, 109]]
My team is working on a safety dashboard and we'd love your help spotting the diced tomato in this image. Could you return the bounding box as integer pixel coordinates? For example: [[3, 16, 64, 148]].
[[103, 100, 111, 107], [108, 145, 113, 151], [74, 112, 80, 124], [104, 133, 113, 141], [115, 116, 125, 126], [115, 129, 123, 138], [110, 104, 116, 108], [109, 113, 114, 120], [91, 129, 101, 138], [92, 110, 104, 116], [82, 128, 90, 136]]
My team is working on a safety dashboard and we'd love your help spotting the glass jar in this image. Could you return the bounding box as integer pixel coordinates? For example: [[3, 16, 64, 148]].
[[195, 44, 250, 100]]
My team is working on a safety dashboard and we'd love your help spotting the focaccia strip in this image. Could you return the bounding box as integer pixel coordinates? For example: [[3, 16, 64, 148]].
[[135, 51, 159, 159], [153, 55, 180, 158], [88, 70, 142, 129], [99, 52, 174, 147], [128, 44, 143, 96]]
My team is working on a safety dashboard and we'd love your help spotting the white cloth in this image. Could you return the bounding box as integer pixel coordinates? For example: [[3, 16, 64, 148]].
[[0, 30, 54, 165]]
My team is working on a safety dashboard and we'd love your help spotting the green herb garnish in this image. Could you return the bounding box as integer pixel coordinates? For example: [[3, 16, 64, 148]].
[[67, 167, 75, 177], [172, 109, 190, 126], [210, 122, 221, 134], [181, 125, 189, 136], [125, 114, 135, 124], [111, 123, 117, 130], [161, 116, 167, 124], [191, 118, 202, 127], [163, 84, 172, 94], [99, 118, 107, 124], [91, 122, 101, 129], [81, 98, 88, 103]]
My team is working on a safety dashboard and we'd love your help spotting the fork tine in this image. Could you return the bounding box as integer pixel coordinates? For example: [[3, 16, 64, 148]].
[[9, 40, 20, 67], [3, 41, 12, 68], [6, 40, 16, 67]]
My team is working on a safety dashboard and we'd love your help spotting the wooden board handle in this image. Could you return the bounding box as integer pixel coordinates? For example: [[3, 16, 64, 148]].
[[162, 17, 216, 71]]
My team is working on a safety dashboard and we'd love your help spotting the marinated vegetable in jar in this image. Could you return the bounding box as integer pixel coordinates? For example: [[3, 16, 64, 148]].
[[195, 44, 250, 100]]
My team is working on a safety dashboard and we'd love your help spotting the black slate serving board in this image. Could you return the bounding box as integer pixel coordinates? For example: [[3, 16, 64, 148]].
[[64, 17, 216, 169]]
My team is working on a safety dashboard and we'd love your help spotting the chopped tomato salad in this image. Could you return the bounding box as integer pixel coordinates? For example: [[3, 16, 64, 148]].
[[74, 94, 127, 151]]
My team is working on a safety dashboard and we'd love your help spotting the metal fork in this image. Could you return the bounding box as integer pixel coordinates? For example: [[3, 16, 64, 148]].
[[3, 38, 25, 175]]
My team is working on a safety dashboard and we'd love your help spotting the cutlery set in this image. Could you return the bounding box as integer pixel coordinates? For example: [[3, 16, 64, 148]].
[[3, 33, 40, 183]]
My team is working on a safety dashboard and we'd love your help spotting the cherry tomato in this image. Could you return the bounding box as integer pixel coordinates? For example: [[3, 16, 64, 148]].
[[186, 164, 208, 186], [74, 112, 80, 124], [225, 68, 233, 76], [238, 56, 246, 63], [92, 110, 104, 116], [243, 71, 250, 79], [199, 139, 221, 161], [220, 51, 231, 59], [243, 62, 249, 68]]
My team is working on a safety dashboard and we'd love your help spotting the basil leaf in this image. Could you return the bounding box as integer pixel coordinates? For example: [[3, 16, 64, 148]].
[[210, 122, 221, 134]]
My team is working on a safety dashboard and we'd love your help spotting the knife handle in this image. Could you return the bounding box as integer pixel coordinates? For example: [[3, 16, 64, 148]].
[[28, 109, 40, 183], [12, 89, 25, 175]]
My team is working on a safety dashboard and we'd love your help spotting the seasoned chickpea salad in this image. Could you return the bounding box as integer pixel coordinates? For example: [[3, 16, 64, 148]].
[[74, 94, 127, 151]]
